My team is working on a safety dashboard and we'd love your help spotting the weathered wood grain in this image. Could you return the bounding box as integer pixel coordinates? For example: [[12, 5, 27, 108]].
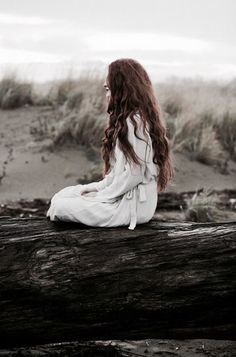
[[0, 216, 235, 348], [1, 338, 236, 357]]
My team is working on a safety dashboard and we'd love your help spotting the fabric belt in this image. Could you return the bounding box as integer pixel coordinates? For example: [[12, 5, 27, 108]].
[[125, 183, 147, 230]]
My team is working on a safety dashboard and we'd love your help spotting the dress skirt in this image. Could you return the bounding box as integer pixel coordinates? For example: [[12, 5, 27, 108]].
[[46, 178, 158, 229]]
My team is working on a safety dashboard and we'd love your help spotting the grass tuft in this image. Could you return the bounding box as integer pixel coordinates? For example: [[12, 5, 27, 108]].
[[0, 74, 34, 109]]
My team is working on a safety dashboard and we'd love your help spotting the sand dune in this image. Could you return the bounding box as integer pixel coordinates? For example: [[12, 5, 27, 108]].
[[0, 107, 235, 204]]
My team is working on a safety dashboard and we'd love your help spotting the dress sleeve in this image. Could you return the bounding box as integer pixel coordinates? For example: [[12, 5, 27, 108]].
[[81, 168, 115, 192], [94, 116, 150, 200]]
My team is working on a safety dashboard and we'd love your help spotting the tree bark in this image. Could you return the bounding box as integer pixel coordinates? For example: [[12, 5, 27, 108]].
[[0, 216, 235, 348]]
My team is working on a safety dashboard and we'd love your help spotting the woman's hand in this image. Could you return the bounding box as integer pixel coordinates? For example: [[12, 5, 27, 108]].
[[80, 189, 98, 196], [80, 190, 89, 196]]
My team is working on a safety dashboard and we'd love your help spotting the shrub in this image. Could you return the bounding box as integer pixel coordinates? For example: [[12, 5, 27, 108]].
[[48, 75, 106, 110], [52, 110, 106, 151], [172, 111, 227, 168], [184, 188, 227, 222], [54, 78, 78, 105], [162, 98, 182, 117], [0, 75, 33, 109], [214, 110, 236, 161], [66, 91, 84, 110]]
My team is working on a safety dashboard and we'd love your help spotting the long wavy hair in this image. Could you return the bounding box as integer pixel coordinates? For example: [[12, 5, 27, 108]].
[[101, 58, 175, 192]]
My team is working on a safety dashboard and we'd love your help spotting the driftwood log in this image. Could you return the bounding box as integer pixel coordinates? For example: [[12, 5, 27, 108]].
[[2, 339, 236, 356], [0, 216, 235, 348], [1, 189, 236, 218]]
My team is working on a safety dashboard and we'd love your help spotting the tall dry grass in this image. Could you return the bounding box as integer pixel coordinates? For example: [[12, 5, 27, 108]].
[[0, 74, 34, 109], [29, 73, 108, 156], [2, 71, 235, 169], [184, 187, 229, 222], [156, 78, 236, 169]]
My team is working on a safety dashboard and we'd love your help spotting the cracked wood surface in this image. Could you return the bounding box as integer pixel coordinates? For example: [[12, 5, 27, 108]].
[[0, 216, 235, 348]]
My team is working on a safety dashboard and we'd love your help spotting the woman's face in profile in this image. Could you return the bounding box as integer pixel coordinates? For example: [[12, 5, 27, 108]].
[[103, 76, 111, 103]]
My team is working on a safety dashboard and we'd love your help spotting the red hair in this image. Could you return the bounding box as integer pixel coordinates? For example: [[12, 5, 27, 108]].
[[101, 58, 175, 192]]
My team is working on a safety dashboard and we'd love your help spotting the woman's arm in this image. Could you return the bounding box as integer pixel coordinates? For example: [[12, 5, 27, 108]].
[[81, 169, 115, 192], [94, 116, 150, 200]]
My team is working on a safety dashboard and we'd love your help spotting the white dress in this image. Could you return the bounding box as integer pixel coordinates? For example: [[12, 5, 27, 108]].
[[46, 113, 159, 230]]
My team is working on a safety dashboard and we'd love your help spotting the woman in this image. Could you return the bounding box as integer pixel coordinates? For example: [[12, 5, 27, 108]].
[[46, 58, 175, 230]]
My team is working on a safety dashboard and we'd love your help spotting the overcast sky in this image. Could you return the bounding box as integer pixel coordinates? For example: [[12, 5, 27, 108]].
[[0, 0, 235, 82]]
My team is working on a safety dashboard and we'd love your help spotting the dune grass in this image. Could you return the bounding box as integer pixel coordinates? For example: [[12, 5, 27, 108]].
[[184, 187, 229, 222], [156, 78, 236, 169], [28, 74, 107, 157], [1, 71, 235, 169], [0, 74, 34, 109]]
